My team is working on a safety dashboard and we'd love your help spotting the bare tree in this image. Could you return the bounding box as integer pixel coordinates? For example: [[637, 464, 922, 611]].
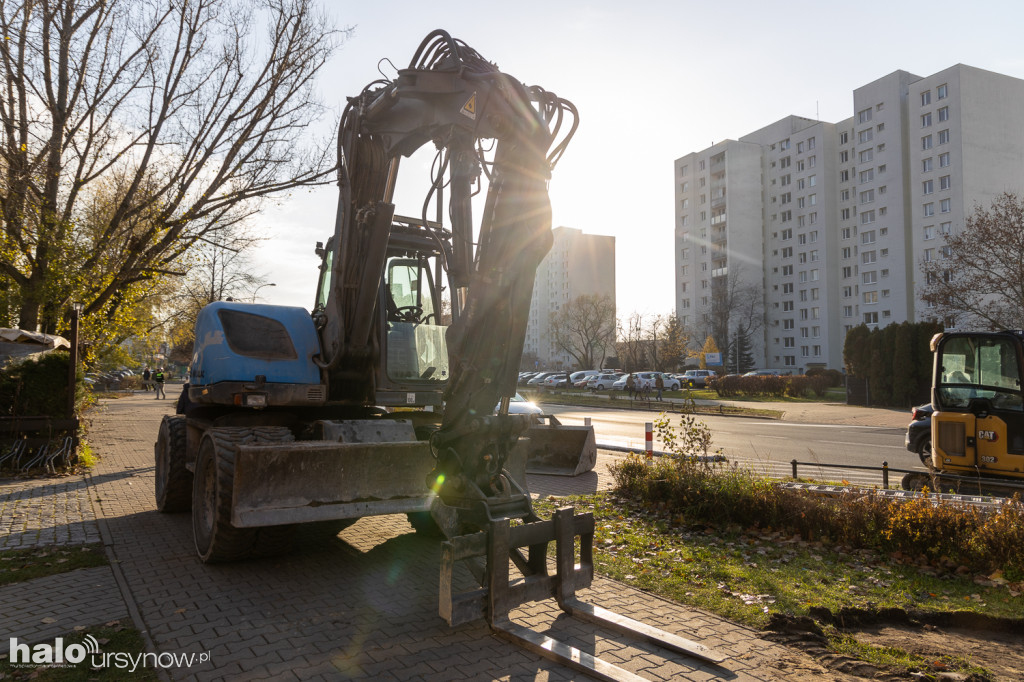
[[920, 192, 1024, 330], [549, 294, 615, 370], [0, 0, 348, 333], [702, 265, 763, 371], [616, 312, 646, 372]]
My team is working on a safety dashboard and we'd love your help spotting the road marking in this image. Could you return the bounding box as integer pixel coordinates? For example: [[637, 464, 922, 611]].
[[818, 439, 904, 449]]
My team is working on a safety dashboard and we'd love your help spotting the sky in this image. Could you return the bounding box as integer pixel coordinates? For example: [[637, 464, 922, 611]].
[[251, 0, 1024, 321]]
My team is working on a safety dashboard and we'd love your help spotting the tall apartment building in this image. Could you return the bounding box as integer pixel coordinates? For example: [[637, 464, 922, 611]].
[[523, 226, 616, 370], [674, 64, 1024, 374]]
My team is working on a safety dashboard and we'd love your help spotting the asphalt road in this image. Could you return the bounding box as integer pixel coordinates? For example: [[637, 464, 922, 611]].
[[544, 404, 918, 487]]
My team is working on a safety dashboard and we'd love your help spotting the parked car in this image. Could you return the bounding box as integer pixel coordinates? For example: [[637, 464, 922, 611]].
[[905, 403, 933, 466], [680, 369, 717, 388], [743, 369, 786, 377], [587, 373, 621, 390], [526, 371, 560, 386], [650, 372, 681, 390], [498, 392, 544, 415]]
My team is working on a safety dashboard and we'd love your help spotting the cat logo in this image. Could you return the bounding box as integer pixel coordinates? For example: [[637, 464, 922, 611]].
[[460, 93, 477, 120], [978, 430, 998, 442]]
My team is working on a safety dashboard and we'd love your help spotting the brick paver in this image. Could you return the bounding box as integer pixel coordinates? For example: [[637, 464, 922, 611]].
[[0, 565, 127, 645], [0, 392, 867, 680], [0, 477, 100, 550]]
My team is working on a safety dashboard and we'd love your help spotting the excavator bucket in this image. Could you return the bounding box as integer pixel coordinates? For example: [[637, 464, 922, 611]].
[[518, 416, 597, 477]]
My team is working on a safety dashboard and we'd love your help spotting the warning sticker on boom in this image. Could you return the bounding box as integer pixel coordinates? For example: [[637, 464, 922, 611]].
[[461, 93, 477, 120]]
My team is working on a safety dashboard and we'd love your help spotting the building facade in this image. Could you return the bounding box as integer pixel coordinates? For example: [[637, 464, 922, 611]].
[[524, 226, 616, 370], [675, 64, 1024, 374]]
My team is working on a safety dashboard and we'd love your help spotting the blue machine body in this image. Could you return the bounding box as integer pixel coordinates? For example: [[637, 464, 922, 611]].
[[190, 301, 322, 387]]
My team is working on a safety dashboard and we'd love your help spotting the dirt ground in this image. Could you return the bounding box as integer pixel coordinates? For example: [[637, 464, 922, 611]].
[[766, 610, 1024, 680], [852, 623, 1024, 681]]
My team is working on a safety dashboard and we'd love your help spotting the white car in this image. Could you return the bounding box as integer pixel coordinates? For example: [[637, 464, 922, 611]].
[[623, 372, 680, 391], [587, 373, 622, 390], [496, 392, 543, 415]]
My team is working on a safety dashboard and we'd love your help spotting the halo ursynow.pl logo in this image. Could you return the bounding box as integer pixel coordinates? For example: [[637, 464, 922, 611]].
[[9, 635, 212, 672], [8, 634, 100, 665]]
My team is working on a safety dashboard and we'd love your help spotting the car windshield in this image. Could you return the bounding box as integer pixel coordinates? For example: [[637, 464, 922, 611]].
[[937, 335, 1024, 411]]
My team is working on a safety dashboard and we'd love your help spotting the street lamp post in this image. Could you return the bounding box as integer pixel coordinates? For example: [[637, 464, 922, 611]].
[[251, 282, 277, 302], [66, 302, 83, 419]]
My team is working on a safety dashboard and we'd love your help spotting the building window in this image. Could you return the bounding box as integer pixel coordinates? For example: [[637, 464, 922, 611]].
[[939, 129, 950, 144], [921, 90, 931, 106], [921, 113, 932, 127], [922, 158, 933, 173], [861, 210, 875, 224], [864, 312, 879, 325], [858, 128, 873, 144], [840, 131, 849, 144], [940, 175, 951, 190], [923, 225, 934, 240], [808, 137, 816, 149], [938, 106, 949, 122], [941, 221, 952, 235], [858, 108, 872, 124], [924, 203, 935, 217], [922, 135, 933, 150], [937, 84, 948, 99], [941, 198, 951, 213], [859, 149, 873, 163], [859, 169, 874, 183], [862, 251, 877, 264], [861, 230, 876, 244], [939, 152, 951, 167], [923, 179, 934, 195]]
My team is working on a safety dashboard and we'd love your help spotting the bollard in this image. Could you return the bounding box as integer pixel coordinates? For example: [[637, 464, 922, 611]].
[[882, 461, 889, 488], [645, 422, 653, 460], [584, 417, 591, 426], [791, 459, 798, 479]]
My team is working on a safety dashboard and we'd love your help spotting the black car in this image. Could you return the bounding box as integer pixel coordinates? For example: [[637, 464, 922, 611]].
[[905, 403, 933, 466]]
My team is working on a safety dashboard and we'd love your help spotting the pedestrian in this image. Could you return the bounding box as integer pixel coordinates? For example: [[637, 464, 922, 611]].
[[626, 373, 636, 400], [655, 373, 664, 401], [142, 367, 152, 392], [564, 371, 571, 390], [154, 367, 166, 400]]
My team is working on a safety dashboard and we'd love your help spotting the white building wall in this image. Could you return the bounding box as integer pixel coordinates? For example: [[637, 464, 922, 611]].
[[524, 227, 615, 370], [675, 63, 1024, 374]]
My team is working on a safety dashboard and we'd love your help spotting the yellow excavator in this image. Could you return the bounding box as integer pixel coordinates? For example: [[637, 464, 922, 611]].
[[903, 330, 1024, 494]]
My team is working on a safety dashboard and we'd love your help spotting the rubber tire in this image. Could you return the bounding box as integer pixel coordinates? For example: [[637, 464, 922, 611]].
[[917, 438, 933, 467], [192, 429, 258, 563], [155, 415, 192, 512]]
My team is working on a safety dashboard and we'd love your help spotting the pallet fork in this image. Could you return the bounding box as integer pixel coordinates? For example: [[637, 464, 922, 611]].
[[440, 507, 726, 681]]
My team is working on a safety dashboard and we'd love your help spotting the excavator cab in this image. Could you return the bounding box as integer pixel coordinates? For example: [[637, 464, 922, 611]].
[[930, 331, 1024, 480]]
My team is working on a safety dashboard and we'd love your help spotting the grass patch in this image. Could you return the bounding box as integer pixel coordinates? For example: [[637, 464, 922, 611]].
[[0, 623, 158, 681], [0, 544, 108, 587], [533, 493, 1024, 629], [532, 493, 1011, 679]]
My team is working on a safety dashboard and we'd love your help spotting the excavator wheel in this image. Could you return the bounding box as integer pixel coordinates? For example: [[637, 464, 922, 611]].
[[155, 415, 192, 513], [192, 426, 295, 563]]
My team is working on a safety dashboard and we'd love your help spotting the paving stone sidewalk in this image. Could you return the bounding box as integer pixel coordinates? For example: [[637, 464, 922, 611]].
[[1, 393, 864, 680]]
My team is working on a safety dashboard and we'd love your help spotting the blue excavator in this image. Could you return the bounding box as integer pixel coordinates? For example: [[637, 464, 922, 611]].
[[154, 31, 721, 678]]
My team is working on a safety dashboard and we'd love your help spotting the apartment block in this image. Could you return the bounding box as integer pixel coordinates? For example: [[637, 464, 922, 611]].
[[675, 64, 1024, 374], [524, 226, 615, 370]]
